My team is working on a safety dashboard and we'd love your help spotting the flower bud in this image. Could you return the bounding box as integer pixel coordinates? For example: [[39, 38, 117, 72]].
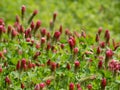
[[76, 83, 81, 89], [81, 31, 86, 38], [98, 60, 103, 69], [35, 20, 41, 32], [104, 30, 110, 43], [5, 76, 11, 84], [28, 61, 33, 69], [11, 29, 18, 39], [0, 65, 2, 73], [73, 47, 79, 55], [0, 51, 3, 58], [50, 62, 56, 72], [87, 84, 92, 90], [68, 37, 76, 50], [100, 41, 105, 48], [60, 44, 64, 49], [46, 43, 51, 51], [69, 83, 74, 90], [47, 59, 51, 66], [66, 63, 71, 70], [41, 37, 46, 44], [74, 60, 80, 69], [39, 83, 45, 89], [46, 79, 51, 86], [28, 10, 38, 24], [98, 27, 102, 35], [96, 46, 101, 55], [16, 15, 20, 23], [16, 60, 21, 70], [21, 83, 25, 89], [106, 49, 113, 59], [0, 25, 3, 35], [7, 25, 12, 34], [95, 33, 99, 42], [54, 31, 61, 40], [21, 5, 26, 20], [30, 21, 35, 30], [53, 12, 57, 21], [101, 78, 106, 89], [47, 32, 50, 40], [34, 84, 40, 90], [0, 18, 4, 25], [41, 28, 46, 37], [59, 25, 62, 33], [33, 10, 38, 16]]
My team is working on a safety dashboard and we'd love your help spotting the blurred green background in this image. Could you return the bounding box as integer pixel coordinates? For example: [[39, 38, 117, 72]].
[[0, 0, 120, 39]]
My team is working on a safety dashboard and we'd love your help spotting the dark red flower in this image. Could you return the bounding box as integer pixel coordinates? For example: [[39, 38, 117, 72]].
[[34, 84, 40, 90], [16, 60, 21, 70], [106, 49, 113, 59], [53, 12, 57, 21], [0, 65, 2, 73], [21, 83, 25, 89], [21, 5, 26, 14], [74, 60, 80, 68], [46, 79, 51, 86], [69, 83, 74, 90], [50, 62, 56, 72], [41, 28, 46, 36], [33, 10, 38, 16], [95, 33, 99, 42], [100, 41, 105, 48], [104, 30, 110, 43], [59, 25, 62, 33], [60, 44, 64, 49], [101, 78, 107, 89], [96, 46, 101, 55], [54, 31, 61, 40], [5, 76, 11, 84], [41, 37, 46, 44], [98, 60, 103, 69], [87, 84, 92, 90], [39, 83, 45, 89], [30, 21, 35, 30], [66, 63, 71, 70], [73, 47, 79, 54], [47, 59, 51, 66], [98, 27, 102, 35], [35, 20, 41, 31]]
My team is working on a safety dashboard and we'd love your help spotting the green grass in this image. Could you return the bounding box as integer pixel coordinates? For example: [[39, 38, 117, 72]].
[[0, 0, 120, 39]]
